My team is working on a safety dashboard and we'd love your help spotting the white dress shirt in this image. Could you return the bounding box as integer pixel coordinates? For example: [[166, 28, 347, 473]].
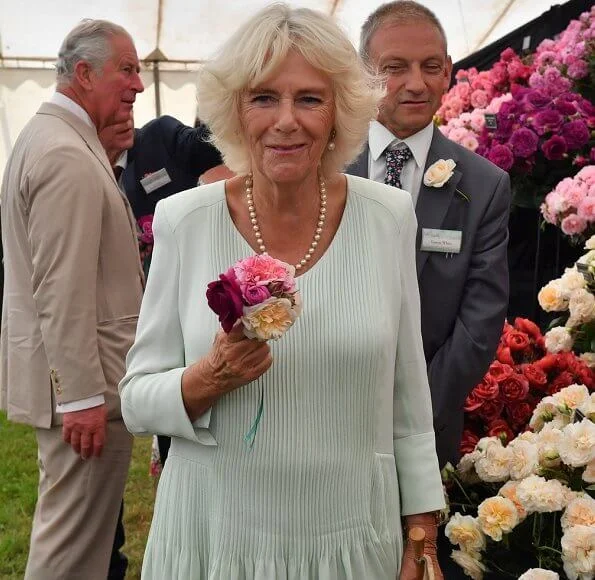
[[49, 93, 105, 414], [368, 120, 434, 207]]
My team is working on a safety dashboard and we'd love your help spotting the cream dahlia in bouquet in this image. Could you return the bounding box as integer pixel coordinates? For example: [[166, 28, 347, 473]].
[[443, 384, 595, 579], [206, 254, 302, 340]]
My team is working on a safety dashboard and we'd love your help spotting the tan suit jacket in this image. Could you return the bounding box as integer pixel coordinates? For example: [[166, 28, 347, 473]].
[[0, 103, 144, 428]]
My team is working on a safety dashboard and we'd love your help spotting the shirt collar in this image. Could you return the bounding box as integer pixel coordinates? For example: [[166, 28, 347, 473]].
[[49, 92, 95, 129], [369, 120, 434, 169], [115, 150, 128, 170]]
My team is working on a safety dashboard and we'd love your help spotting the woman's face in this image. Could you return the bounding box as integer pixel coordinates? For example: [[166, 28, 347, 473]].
[[239, 50, 335, 184]]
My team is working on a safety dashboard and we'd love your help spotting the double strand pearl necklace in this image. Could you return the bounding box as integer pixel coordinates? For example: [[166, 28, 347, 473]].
[[245, 173, 327, 270]]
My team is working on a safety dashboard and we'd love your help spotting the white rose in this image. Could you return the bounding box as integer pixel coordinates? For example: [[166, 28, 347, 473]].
[[578, 393, 595, 421], [445, 513, 486, 553], [451, 550, 486, 580], [537, 423, 564, 468], [517, 431, 539, 444], [554, 384, 590, 413], [558, 419, 595, 468], [530, 397, 560, 432], [477, 496, 519, 541], [585, 235, 595, 250], [561, 525, 595, 579], [579, 352, 595, 369], [560, 267, 587, 294], [583, 459, 595, 484], [568, 288, 595, 325], [516, 475, 571, 513], [561, 495, 595, 531], [508, 439, 539, 480], [577, 249, 595, 266], [475, 443, 511, 482], [457, 451, 481, 484], [498, 480, 527, 520], [423, 158, 456, 187], [518, 569, 559, 580], [545, 326, 574, 353], [538, 281, 569, 312]]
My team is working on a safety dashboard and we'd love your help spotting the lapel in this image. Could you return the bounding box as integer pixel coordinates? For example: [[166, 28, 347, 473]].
[[415, 126, 463, 276], [346, 147, 369, 178]]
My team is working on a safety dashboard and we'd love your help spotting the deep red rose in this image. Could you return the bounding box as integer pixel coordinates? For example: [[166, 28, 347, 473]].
[[502, 320, 515, 335], [574, 365, 595, 390], [503, 330, 531, 352], [460, 429, 480, 456], [489, 360, 515, 383], [496, 345, 515, 366], [514, 318, 542, 340], [487, 419, 515, 444], [535, 353, 560, 373], [521, 363, 548, 390], [507, 401, 533, 429], [547, 370, 575, 395], [206, 268, 244, 333], [474, 374, 500, 401], [500, 373, 530, 402], [464, 390, 484, 413], [477, 399, 505, 423]]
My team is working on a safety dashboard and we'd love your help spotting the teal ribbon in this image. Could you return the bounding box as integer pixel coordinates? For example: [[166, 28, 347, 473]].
[[243, 385, 264, 450]]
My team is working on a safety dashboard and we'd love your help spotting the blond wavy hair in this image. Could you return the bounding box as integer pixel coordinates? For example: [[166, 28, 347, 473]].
[[196, 3, 383, 175]]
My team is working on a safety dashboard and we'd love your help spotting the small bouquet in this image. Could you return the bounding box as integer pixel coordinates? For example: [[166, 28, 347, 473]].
[[205, 254, 302, 447], [206, 254, 302, 340]]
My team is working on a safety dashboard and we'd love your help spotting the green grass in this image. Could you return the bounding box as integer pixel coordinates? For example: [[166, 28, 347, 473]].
[[0, 412, 155, 579]]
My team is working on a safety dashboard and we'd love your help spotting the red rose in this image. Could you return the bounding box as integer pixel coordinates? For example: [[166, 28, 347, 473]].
[[548, 370, 575, 395], [464, 390, 484, 413], [477, 399, 505, 423], [575, 366, 595, 389], [507, 402, 533, 429], [496, 345, 515, 366], [205, 268, 244, 333], [487, 419, 514, 444], [489, 361, 515, 383], [474, 375, 500, 400], [535, 353, 560, 373], [500, 373, 530, 402], [503, 330, 530, 352], [502, 320, 515, 335], [514, 317, 542, 340], [460, 429, 480, 456], [521, 363, 548, 390]]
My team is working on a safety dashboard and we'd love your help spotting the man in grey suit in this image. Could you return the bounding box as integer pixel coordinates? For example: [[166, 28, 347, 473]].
[[348, 1, 510, 470], [1, 20, 144, 579]]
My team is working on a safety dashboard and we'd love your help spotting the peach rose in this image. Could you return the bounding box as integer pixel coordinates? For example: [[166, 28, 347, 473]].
[[241, 297, 297, 341], [423, 159, 456, 187], [477, 496, 519, 541]]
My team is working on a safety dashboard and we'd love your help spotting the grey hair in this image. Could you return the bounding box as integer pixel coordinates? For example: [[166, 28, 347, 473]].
[[196, 2, 383, 175], [360, 1, 447, 63], [56, 19, 130, 84]]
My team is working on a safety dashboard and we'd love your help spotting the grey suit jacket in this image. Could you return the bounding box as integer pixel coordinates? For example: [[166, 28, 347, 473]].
[[346, 126, 511, 466], [0, 103, 144, 428]]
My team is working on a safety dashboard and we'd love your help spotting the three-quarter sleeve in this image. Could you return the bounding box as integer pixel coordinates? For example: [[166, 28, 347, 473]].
[[393, 199, 445, 515], [119, 201, 216, 446]]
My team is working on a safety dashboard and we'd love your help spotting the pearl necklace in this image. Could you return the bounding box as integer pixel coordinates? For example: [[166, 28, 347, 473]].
[[245, 173, 327, 270]]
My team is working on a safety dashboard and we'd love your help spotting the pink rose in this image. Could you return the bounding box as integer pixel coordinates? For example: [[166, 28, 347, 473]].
[[561, 213, 587, 235], [470, 89, 489, 109], [234, 254, 294, 293], [577, 197, 595, 221], [577, 166, 595, 186], [137, 215, 154, 245]]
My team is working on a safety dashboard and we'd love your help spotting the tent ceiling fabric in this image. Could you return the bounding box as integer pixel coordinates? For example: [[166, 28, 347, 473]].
[[1, 0, 562, 64]]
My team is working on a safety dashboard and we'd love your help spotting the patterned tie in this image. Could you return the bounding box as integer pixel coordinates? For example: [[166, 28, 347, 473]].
[[384, 145, 412, 189]]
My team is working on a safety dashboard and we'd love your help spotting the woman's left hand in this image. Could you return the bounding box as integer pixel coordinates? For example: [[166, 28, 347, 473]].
[[398, 536, 443, 580]]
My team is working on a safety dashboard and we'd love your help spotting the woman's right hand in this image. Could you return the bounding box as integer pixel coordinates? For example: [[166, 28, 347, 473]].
[[181, 324, 273, 421]]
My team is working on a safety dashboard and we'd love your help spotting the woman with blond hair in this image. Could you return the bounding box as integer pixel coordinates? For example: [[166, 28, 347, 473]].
[[120, 4, 445, 578]]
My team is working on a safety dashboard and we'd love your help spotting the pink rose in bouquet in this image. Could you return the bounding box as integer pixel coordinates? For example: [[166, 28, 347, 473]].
[[206, 254, 301, 340]]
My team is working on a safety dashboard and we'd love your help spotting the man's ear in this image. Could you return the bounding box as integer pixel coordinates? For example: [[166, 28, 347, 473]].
[[444, 55, 453, 89], [73, 60, 94, 90]]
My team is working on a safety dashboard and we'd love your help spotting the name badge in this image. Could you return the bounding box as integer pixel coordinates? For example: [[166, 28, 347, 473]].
[[140, 168, 171, 194], [420, 228, 462, 254]]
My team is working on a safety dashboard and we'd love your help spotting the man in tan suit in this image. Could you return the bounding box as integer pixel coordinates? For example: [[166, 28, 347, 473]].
[[0, 19, 144, 580]]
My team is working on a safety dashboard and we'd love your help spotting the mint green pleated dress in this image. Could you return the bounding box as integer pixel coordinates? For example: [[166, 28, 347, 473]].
[[120, 176, 445, 579]]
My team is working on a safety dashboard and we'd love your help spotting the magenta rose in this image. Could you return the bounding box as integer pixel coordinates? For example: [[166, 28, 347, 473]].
[[244, 284, 271, 305], [561, 120, 590, 150], [524, 89, 551, 111], [555, 100, 577, 116], [206, 268, 244, 333], [510, 128, 539, 158], [488, 144, 514, 171], [532, 109, 564, 135], [137, 215, 154, 245], [542, 135, 568, 161]]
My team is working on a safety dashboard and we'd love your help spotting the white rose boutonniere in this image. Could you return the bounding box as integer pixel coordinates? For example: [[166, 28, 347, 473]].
[[424, 158, 456, 187]]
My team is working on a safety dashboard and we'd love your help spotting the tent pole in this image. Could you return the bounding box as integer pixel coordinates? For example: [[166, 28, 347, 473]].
[[153, 62, 161, 117]]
